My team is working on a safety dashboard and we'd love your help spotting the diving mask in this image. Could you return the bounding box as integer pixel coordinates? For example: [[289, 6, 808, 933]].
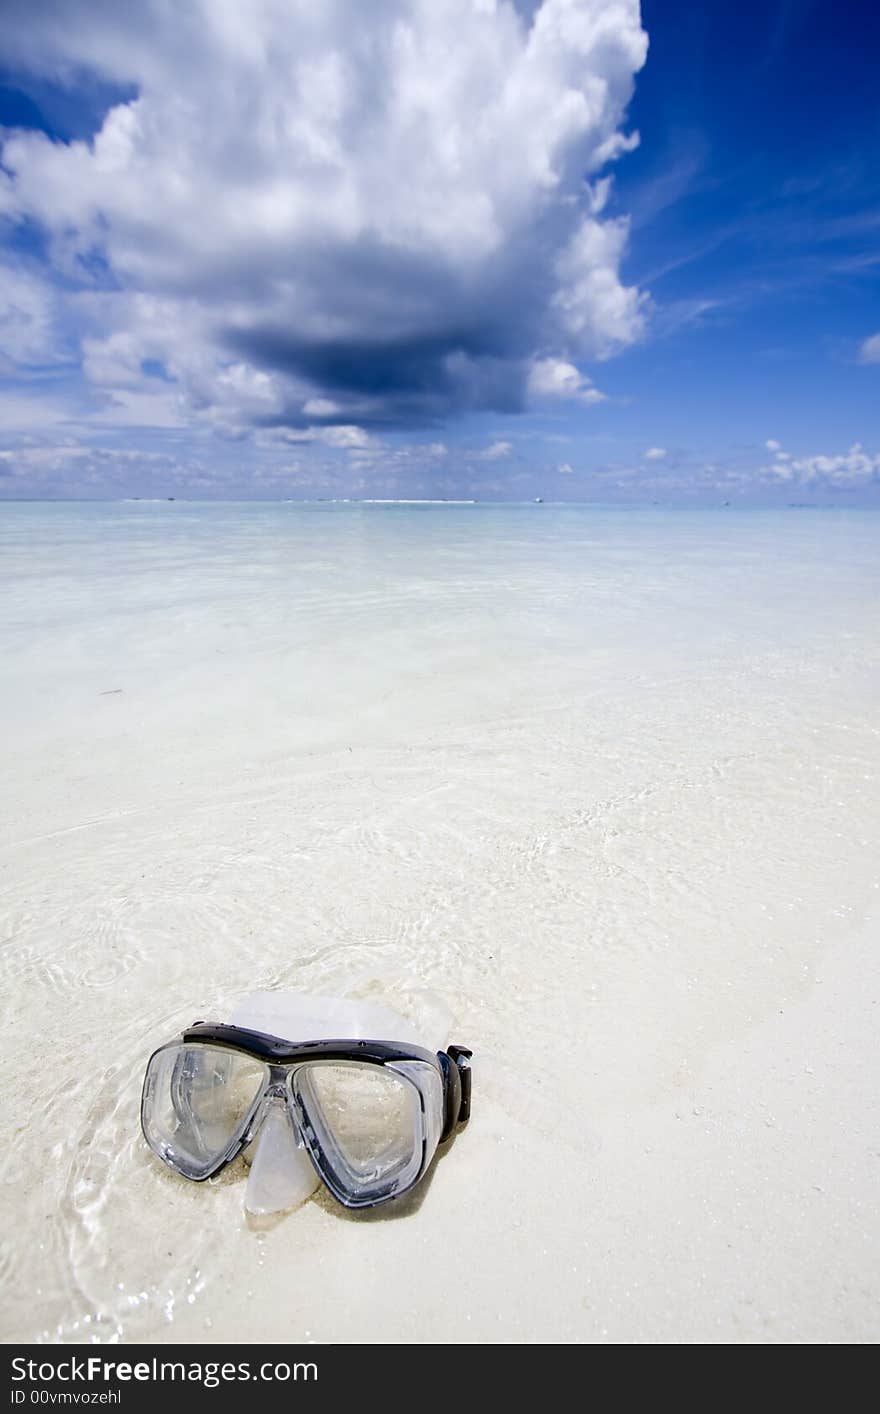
[[141, 1007, 471, 1211]]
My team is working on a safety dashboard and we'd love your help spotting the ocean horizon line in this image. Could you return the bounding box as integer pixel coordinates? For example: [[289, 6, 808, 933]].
[[1, 497, 878, 511]]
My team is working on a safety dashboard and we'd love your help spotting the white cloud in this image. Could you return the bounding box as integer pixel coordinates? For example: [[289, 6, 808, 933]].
[[764, 442, 880, 488], [550, 215, 646, 357], [558, 461, 574, 473], [765, 439, 781, 451], [527, 357, 606, 404], [0, 440, 198, 496], [279, 424, 376, 450], [482, 440, 513, 460], [0, 386, 76, 430], [89, 387, 188, 429], [643, 446, 666, 460], [0, 262, 67, 370], [0, 0, 647, 437], [858, 333, 880, 364]]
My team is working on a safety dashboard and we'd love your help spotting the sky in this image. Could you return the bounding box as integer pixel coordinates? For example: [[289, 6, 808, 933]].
[[0, 0, 878, 502]]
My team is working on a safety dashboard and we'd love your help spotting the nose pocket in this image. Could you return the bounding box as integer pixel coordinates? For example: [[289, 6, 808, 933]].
[[244, 1096, 320, 1216]]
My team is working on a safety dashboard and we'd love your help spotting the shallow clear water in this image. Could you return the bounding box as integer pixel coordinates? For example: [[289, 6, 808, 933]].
[[1, 502, 878, 1342]]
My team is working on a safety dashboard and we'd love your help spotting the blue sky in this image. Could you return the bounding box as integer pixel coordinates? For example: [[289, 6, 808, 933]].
[[0, 0, 877, 501]]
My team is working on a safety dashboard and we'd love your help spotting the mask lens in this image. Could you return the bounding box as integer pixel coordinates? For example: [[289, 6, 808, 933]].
[[142, 1042, 268, 1179], [293, 1061, 423, 1206]]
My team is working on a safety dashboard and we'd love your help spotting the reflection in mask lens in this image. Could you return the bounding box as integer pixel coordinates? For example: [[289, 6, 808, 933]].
[[295, 1061, 420, 1201], [143, 1043, 268, 1179]]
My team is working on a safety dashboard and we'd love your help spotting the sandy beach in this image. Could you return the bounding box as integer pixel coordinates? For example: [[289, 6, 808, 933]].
[[1, 501, 877, 1344]]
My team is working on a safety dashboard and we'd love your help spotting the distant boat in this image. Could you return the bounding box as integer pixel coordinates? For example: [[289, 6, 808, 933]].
[[534, 497, 543, 504]]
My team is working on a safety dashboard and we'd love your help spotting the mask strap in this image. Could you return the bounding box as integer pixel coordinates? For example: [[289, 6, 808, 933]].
[[439, 1045, 473, 1140]]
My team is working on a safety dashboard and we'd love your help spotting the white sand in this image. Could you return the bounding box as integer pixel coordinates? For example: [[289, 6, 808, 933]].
[[0, 503, 877, 1343]]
